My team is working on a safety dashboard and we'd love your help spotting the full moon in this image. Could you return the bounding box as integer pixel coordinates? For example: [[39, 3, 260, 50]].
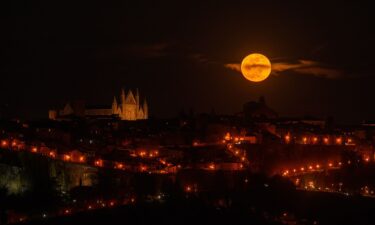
[[240, 53, 271, 82]]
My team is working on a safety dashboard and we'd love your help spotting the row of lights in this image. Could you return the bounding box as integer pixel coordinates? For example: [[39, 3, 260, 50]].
[[94, 159, 146, 173], [1, 140, 87, 164], [283, 156, 374, 176], [282, 161, 343, 176], [223, 133, 248, 143], [1, 139, 169, 174], [296, 180, 375, 199], [284, 135, 353, 145], [133, 150, 159, 158], [1, 139, 24, 149]]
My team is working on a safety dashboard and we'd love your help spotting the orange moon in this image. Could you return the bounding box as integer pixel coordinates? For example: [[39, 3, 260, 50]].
[[240, 53, 271, 82]]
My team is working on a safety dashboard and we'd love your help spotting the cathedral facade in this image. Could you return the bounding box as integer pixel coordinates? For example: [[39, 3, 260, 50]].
[[112, 89, 148, 120], [49, 89, 148, 120]]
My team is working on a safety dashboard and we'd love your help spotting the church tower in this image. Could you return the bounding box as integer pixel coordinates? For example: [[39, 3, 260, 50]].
[[120, 88, 126, 105], [120, 88, 126, 119], [125, 90, 137, 120], [112, 96, 118, 114], [135, 88, 140, 109], [143, 98, 148, 119]]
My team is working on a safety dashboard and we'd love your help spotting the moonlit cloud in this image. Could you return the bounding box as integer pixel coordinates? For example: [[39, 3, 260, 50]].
[[224, 63, 241, 72], [225, 59, 343, 79], [272, 60, 342, 79]]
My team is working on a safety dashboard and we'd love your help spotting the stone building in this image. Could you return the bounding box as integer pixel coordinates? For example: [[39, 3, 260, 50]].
[[49, 89, 148, 120]]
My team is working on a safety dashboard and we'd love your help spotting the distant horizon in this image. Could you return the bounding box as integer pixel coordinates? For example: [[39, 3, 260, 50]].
[[1, 94, 371, 125]]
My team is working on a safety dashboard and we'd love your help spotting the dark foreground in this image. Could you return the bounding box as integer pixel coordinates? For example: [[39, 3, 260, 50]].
[[18, 190, 375, 225]]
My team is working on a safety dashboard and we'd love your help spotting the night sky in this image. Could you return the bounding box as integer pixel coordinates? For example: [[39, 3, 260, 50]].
[[2, 1, 374, 123]]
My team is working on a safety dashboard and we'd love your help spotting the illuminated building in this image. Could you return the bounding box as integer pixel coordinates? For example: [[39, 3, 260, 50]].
[[49, 88, 148, 121]]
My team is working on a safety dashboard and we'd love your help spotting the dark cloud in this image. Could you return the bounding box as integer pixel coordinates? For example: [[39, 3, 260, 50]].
[[125, 43, 171, 58], [188, 53, 211, 63]]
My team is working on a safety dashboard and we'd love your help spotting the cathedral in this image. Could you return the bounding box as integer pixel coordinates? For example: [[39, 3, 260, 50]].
[[112, 88, 148, 120], [49, 89, 148, 120]]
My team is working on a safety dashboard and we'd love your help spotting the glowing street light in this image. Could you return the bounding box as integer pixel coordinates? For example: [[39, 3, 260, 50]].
[[285, 134, 291, 143], [115, 162, 124, 169], [95, 159, 103, 167], [1, 140, 8, 147], [63, 154, 71, 161], [224, 132, 231, 141], [49, 151, 56, 158]]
